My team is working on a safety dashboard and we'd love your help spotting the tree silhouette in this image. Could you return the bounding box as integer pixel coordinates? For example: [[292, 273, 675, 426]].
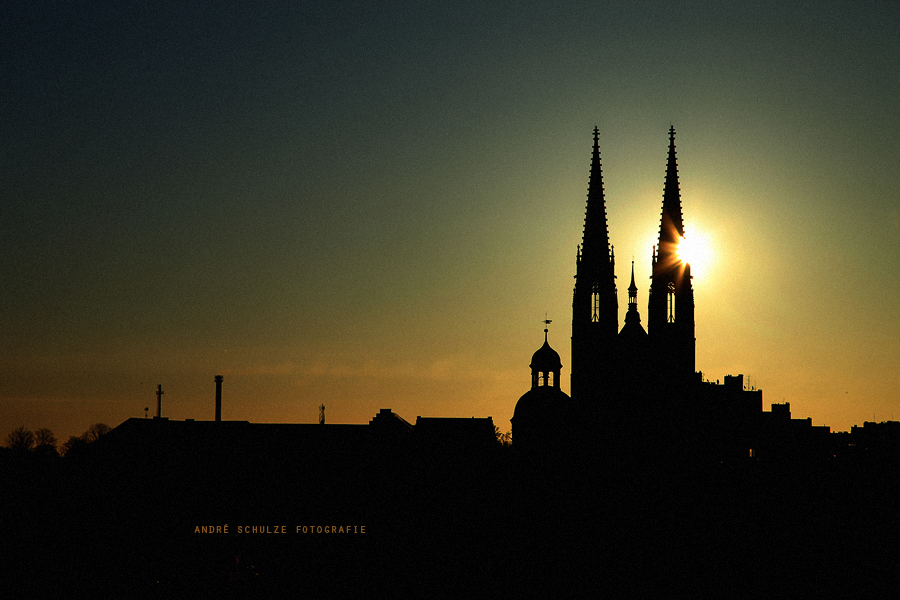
[[494, 425, 512, 447], [61, 436, 88, 458], [82, 423, 111, 443], [34, 428, 59, 456], [6, 426, 35, 450], [34, 428, 57, 448], [59, 423, 111, 458]]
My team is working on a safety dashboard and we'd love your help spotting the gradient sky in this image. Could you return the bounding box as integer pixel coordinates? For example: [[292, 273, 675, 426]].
[[3, 1, 899, 441]]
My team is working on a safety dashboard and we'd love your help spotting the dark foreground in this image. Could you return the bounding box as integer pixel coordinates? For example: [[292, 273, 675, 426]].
[[3, 440, 900, 598]]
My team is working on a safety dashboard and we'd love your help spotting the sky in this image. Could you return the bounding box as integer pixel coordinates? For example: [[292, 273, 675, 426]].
[[2, 1, 899, 442]]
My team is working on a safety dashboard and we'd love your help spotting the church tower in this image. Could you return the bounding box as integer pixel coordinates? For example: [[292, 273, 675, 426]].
[[647, 126, 696, 385], [571, 127, 618, 402], [512, 324, 571, 452]]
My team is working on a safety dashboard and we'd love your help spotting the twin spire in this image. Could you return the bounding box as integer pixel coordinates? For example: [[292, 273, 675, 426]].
[[583, 125, 684, 273], [570, 126, 692, 399], [578, 125, 686, 330]]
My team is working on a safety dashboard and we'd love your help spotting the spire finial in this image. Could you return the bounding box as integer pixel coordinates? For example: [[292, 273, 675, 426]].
[[542, 314, 552, 341]]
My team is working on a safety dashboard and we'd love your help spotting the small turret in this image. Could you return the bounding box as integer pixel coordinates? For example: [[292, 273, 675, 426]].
[[621, 261, 647, 340], [512, 320, 572, 451], [625, 262, 642, 325], [531, 326, 563, 389]]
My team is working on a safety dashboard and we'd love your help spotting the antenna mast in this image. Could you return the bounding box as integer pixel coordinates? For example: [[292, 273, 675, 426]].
[[155, 384, 164, 418]]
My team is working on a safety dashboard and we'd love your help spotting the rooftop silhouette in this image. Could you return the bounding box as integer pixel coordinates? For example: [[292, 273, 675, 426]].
[[6, 128, 900, 598]]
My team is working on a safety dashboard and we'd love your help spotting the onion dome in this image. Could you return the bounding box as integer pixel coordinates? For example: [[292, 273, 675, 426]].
[[530, 330, 562, 373]]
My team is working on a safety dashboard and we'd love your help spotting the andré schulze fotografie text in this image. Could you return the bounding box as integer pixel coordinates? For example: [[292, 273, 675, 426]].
[[194, 524, 366, 534]]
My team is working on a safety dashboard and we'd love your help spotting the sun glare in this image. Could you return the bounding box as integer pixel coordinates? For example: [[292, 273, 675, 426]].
[[676, 227, 714, 277]]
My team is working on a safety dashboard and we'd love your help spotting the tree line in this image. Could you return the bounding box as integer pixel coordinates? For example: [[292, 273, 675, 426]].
[[4, 423, 110, 457]]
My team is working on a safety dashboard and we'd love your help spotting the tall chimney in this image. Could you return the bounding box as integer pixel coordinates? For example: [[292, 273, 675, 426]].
[[214, 375, 223, 422]]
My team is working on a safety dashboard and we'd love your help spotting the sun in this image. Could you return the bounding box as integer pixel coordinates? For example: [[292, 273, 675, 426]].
[[676, 227, 714, 277]]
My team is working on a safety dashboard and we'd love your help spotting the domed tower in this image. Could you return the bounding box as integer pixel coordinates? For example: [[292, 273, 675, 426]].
[[530, 330, 563, 390], [512, 322, 571, 451]]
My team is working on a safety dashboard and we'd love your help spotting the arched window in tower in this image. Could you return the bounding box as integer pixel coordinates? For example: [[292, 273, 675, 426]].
[[667, 281, 676, 323], [592, 281, 600, 322]]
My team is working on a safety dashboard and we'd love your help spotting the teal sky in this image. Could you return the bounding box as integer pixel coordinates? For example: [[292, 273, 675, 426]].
[[3, 1, 900, 441]]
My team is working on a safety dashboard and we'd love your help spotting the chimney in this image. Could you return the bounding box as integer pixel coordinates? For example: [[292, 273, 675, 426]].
[[215, 375, 223, 422]]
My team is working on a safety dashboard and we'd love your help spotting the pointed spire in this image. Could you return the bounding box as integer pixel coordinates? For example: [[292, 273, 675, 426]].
[[624, 260, 643, 327], [581, 126, 612, 271], [647, 127, 695, 358], [572, 126, 619, 399], [658, 126, 685, 249]]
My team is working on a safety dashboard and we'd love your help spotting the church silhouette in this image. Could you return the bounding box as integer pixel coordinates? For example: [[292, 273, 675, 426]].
[[11, 127, 900, 598], [513, 127, 827, 466]]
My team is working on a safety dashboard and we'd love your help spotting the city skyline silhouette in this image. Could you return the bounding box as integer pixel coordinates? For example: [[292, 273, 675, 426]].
[[4, 4, 900, 443], [0, 0, 900, 598], [6, 122, 893, 441], [5, 3, 900, 593]]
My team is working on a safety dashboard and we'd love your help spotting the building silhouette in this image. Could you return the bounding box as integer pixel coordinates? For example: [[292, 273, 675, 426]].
[[511, 326, 571, 452], [12, 127, 900, 598], [514, 127, 825, 465]]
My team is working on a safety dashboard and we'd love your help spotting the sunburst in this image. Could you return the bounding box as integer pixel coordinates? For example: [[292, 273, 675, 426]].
[[676, 227, 713, 277]]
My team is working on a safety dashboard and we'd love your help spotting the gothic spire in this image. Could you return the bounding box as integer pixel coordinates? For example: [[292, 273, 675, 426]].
[[658, 125, 684, 249], [571, 127, 619, 400], [581, 126, 613, 272]]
